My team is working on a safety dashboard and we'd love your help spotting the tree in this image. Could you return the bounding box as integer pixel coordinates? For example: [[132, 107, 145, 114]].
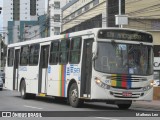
[[0, 36, 7, 68]]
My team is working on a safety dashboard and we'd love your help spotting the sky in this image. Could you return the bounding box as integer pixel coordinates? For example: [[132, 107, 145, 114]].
[[0, 0, 3, 31]]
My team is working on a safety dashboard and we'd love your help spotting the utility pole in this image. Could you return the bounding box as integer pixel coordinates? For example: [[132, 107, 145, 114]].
[[115, 0, 128, 28], [0, 35, 1, 69], [46, 0, 50, 37], [119, 0, 122, 28], [0, 2, 3, 68], [0, 7, 2, 14]]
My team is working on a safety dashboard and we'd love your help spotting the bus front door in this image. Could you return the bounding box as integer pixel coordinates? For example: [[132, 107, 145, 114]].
[[38, 45, 49, 93], [81, 39, 93, 97], [13, 49, 20, 90]]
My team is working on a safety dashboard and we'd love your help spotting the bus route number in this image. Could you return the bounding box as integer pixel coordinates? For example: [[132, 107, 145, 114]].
[[73, 68, 80, 73]]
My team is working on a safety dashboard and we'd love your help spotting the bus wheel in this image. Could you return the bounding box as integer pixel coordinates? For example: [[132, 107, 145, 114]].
[[117, 103, 132, 110], [20, 81, 30, 99], [69, 83, 83, 108]]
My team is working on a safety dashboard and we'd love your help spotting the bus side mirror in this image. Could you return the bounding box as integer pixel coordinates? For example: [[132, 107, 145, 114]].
[[92, 42, 97, 60]]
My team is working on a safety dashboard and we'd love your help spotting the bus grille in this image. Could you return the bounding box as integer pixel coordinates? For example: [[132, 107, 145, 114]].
[[109, 74, 147, 89]]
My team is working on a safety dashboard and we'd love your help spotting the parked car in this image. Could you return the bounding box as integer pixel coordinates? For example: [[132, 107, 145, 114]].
[[0, 77, 3, 91], [0, 71, 5, 83]]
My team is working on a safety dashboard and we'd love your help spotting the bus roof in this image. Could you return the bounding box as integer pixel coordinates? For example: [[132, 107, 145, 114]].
[[7, 27, 152, 48]]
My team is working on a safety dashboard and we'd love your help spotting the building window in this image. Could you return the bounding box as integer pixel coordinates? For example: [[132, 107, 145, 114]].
[[13, 0, 20, 20], [54, 14, 60, 22], [69, 37, 81, 64], [93, 0, 99, 6], [154, 45, 160, 57], [84, 4, 90, 11], [30, 0, 36, 16], [77, 8, 82, 15], [54, 27, 60, 35], [54, 1, 60, 9], [64, 16, 69, 23], [71, 13, 75, 18], [152, 21, 160, 30]]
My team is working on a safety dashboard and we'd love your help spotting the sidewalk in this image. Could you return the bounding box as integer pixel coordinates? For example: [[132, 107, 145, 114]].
[[132, 100, 160, 109]]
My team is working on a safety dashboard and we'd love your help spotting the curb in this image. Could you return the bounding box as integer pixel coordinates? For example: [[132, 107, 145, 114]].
[[132, 101, 160, 109]]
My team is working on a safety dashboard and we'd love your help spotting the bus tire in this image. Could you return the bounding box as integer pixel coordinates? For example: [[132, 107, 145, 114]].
[[20, 80, 30, 99], [0, 88, 2, 91], [68, 83, 83, 108], [117, 103, 132, 110]]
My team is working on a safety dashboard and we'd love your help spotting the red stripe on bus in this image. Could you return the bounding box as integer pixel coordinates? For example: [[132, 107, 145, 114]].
[[122, 75, 127, 88]]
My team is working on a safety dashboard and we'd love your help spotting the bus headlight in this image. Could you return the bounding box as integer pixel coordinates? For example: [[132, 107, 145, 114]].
[[143, 81, 153, 91], [95, 77, 110, 90], [150, 80, 154, 86]]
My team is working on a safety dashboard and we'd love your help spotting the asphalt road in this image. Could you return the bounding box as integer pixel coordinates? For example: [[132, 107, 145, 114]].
[[0, 89, 159, 120]]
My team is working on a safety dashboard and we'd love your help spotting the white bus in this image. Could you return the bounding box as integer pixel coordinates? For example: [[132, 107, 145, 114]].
[[5, 28, 154, 109]]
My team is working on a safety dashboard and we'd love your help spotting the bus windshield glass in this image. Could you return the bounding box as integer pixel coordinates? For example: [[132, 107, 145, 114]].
[[94, 42, 153, 75]]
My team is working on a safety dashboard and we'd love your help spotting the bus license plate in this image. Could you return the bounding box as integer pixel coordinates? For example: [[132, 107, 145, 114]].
[[122, 92, 132, 97]]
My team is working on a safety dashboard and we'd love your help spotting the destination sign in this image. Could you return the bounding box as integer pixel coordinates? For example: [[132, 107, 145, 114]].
[[98, 29, 153, 43]]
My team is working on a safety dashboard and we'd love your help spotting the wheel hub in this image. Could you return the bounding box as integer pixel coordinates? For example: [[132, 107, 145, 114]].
[[71, 89, 77, 102]]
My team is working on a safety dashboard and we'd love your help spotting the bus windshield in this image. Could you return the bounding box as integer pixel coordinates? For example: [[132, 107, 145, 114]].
[[94, 42, 153, 75]]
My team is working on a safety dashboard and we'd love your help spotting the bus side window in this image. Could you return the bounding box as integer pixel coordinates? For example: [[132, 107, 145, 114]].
[[29, 44, 40, 66], [59, 39, 70, 64], [8, 48, 14, 67], [49, 41, 59, 65], [20, 45, 29, 66], [69, 37, 81, 64]]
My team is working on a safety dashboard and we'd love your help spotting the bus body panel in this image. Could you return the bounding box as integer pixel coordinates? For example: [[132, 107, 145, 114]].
[[27, 66, 39, 94], [47, 65, 62, 96], [5, 67, 14, 90], [47, 63, 82, 97]]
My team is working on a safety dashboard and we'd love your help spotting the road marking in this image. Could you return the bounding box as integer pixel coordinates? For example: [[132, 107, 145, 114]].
[[24, 105, 43, 110], [95, 117, 119, 120]]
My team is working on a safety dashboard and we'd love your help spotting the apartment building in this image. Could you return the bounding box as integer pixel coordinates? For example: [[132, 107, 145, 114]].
[[2, 0, 47, 44], [49, 0, 70, 36]]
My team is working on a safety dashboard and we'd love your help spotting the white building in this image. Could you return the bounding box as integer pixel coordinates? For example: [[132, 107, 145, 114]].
[[49, 0, 71, 36], [2, 0, 47, 44]]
